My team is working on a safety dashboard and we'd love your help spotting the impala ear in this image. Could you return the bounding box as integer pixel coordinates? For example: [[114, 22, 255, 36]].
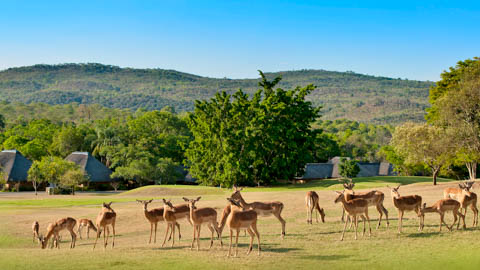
[[182, 197, 189, 202], [162, 199, 167, 203], [148, 199, 153, 203], [196, 196, 202, 201], [334, 191, 341, 194], [136, 199, 142, 203]]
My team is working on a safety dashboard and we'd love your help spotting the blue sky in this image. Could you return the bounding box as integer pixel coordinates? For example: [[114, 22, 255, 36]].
[[0, 0, 479, 81]]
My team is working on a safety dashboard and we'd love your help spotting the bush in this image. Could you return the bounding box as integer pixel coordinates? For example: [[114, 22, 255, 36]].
[[339, 158, 360, 178]]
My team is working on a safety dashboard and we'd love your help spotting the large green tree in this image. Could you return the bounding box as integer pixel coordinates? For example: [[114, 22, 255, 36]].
[[390, 123, 454, 185], [185, 71, 320, 187]]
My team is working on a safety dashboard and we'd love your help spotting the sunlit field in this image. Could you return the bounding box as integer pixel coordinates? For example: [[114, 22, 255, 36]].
[[1, 176, 480, 270]]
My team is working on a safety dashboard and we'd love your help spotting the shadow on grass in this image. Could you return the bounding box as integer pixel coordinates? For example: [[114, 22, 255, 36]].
[[300, 254, 350, 260], [406, 232, 441, 238]]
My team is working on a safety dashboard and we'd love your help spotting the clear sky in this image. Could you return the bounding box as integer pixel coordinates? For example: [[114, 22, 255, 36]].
[[0, 0, 479, 81]]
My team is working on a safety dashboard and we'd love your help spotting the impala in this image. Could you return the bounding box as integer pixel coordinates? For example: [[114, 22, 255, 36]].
[[93, 202, 116, 250], [225, 197, 260, 257], [32, 221, 40, 243], [389, 185, 422, 233], [182, 197, 222, 250], [77, 219, 97, 239], [136, 199, 181, 244], [342, 180, 389, 229], [305, 191, 325, 224], [230, 186, 286, 238], [444, 182, 478, 227], [418, 199, 466, 231], [334, 191, 371, 241], [39, 217, 77, 249]]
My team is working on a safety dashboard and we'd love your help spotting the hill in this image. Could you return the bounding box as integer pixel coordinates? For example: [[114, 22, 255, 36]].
[[0, 63, 433, 124]]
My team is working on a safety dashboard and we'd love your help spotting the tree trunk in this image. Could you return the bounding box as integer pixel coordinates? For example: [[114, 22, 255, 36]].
[[432, 169, 439, 185], [33, 181, 38, 196], [466, 162, 477, 180]]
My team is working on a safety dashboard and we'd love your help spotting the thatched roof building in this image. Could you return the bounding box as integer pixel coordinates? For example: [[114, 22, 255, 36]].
[[0, 150, 32, 182], [65, 152, 112, 183]]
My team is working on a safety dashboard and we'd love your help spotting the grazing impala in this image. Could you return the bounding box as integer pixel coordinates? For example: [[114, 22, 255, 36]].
[[93, 202, 116, 250], [389, 185, 422, 233], [77, 219, 97, 239], [305, 191, 325, 224], [136, 199, 182, 244], [230, 186, 286, 238], [39, 217, 77, 249], [444, 182, 478, 227], [32, 221, 40, 243], [182, 197, 222, 250], [342, 180, 389, 229], [225, 197, 260, 257], [334, 191, 371, 241], [418, 199, 466, 231]]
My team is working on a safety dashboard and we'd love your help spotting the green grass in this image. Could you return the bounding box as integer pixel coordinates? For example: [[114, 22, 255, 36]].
[[1, 176, 477, 270]]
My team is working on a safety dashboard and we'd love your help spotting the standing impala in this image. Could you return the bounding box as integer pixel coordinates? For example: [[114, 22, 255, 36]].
[[230, 186, 286, 238], [305, 191, 325, 224], [136, 199, 181, 244], [444, 182, 478, 227], [93, 202, 116, 250], [225, 197, 260, 257], [342, 180, 389, 229], [77, 219, 97, 239], [418, 199, 466, 231], [389, 185, 422, 233], [32, 221, 40, 243], [182, 197, 222, 251], [334, 191, 371, 241], [39, 217, 77, 249]]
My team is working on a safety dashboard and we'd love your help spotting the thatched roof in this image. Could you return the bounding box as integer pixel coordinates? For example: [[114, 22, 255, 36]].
[[65, 152, 112, 183], [0, 150, 32, 182]]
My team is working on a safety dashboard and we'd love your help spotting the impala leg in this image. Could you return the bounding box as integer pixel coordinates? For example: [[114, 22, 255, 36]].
[[70, 229, 76, 249], [382, 204, 389, 228], [93, 227, 101, 250], [77, 225, 82, 240], [273, 212, 286, 239], [398, 210, 404, 233], [348, 215, 353, 230], [191, 225, 196, 250], [87, 226, 90, 239], [376, 204, 383, 229], [162, 224, 170, 247], [171, 223, 175, 247], [149, 223, 153, 244], [175, 222, 181, 240], [207, 224, 214, 250], [112, 222, 116, 248], [246, 228, 254, 255], [197, 225, 201, 251], [251, 221, 261, 256], [340, 215, 349, 241], [353, 215, 358, 240], [366, 212, 372, 236], [228, 229, 233, 257], [315, 205, 319, 223], [360, 215, 366, 236], [341, 208, 345, 223], [471, 204, 479, 227], [235, 229, 239, 257]]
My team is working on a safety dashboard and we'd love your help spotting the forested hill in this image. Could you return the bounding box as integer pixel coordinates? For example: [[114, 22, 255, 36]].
[[0, 63, 433, 124]]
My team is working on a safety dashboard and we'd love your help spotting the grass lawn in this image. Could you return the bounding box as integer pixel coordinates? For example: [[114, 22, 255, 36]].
[[0, 176, 479, 270]]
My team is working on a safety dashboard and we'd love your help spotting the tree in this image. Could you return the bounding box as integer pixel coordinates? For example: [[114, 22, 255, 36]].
[[34, 156, 78, 186], [27, 162, 47, 195], [338, 158, 360, 178], [185, 71, 320, 187], [390, 123, 454, 185], [311, 132, 341, 162], [434, 72, 480, 180], [427, 57, 480, 123], [0, 114, 5, 131], [59, 169, 88, 195], [50, 125, 85, 157]]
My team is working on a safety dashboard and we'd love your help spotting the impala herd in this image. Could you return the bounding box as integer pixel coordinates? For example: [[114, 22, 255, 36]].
[[31, 181, 478, 256]]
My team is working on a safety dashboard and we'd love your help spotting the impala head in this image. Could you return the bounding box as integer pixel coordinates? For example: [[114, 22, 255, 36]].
[[226, 197, 243, 209], [319, 207, 326, 223], [162, 199, 176, 212], [389, 185, 401, 198], [182, 197, 201, 210], [39, 234, 47, 249], [231, 186, 243, 200], [102, 202, 114, 211], [136, 199, 153, 210], [343, 179, 355, 190], [462, 181, 474, 191], [334, 191, 345, 203]]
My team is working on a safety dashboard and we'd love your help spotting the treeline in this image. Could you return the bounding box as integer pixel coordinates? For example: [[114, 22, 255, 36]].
[[0, 63, 433, 124], [383, 57, 480, 184], [0, 78, 399, 188]]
